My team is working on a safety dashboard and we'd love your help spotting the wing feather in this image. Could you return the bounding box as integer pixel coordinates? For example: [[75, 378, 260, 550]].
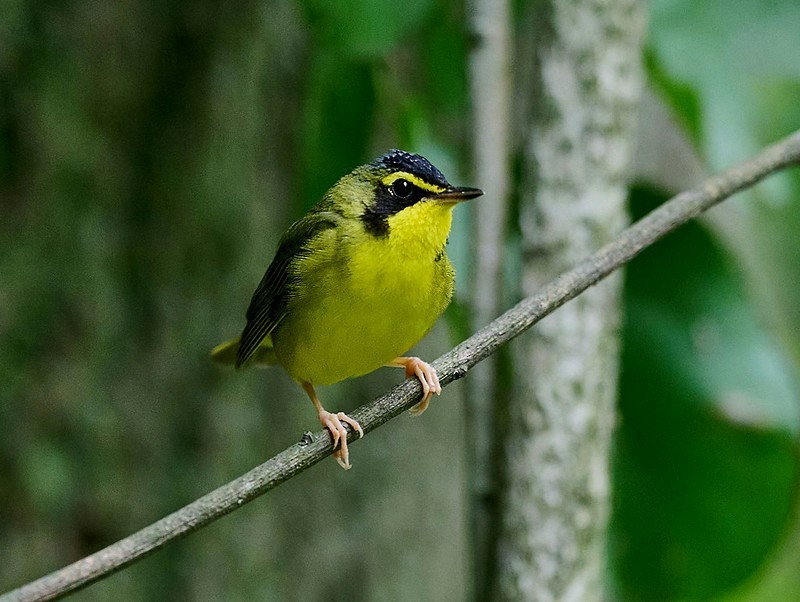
[[235, 211, 340, 368]]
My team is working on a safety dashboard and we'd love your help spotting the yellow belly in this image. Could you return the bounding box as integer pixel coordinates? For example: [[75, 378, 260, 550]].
[[272, 258, 453, 386], [272, 208, 455, 386]]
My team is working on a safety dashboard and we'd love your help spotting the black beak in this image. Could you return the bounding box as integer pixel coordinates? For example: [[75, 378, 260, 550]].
[[433, 186, 484, 203]]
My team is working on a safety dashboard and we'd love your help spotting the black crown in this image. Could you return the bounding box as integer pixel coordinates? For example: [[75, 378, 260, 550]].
[[371, 149, 449, 188]]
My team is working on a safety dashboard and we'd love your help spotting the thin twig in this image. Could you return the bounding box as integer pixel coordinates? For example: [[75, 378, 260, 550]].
[[3, 129, 800, 602]]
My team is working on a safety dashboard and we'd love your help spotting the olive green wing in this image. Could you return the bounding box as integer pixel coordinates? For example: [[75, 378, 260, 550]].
[[235, 211, 339, 368]]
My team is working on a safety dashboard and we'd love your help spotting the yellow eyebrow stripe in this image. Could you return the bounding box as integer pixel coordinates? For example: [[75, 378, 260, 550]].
[[381, 172, 446, 194]]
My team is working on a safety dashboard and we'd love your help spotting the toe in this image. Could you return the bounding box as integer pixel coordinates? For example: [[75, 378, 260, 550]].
[[417, 359, 439, 394], [414, 365, 431, 398], [409, 396, 430, 417], [333, 448, 351, 470], [338, 412, 364, 439], [337, 442, 350, 469], [318, 408, 358, 469], [321, 415, 341, 450], [432, 369, 442, 394], [406, 358, 440, 416]]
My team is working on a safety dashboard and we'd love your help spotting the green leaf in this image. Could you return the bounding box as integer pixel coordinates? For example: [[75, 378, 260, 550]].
[[647, 2, 800, 372], [610, 187, 799, 600], [644, 48, 702, 146]]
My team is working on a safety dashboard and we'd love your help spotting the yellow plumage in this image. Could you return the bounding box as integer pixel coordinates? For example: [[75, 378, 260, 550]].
[[212, 150, 482, 468], [274, 200, 455, 385]]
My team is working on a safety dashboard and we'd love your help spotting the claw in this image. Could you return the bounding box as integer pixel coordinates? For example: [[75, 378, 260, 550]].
[[388, 356, 441, 417]]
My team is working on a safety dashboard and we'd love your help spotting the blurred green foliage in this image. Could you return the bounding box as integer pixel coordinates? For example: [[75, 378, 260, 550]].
[[611, 187, 798, 599], [1, 1, 473, 599], [303, 0, 437, 58], [1, 0, 799, 600], [610, 0, 800, 599]]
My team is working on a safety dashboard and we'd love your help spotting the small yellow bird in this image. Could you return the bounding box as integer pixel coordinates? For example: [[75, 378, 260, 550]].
[[212, 150, 482, 468]]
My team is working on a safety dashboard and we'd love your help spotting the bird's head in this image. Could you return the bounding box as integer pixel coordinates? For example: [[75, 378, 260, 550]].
[[327, 149, 483, 238]]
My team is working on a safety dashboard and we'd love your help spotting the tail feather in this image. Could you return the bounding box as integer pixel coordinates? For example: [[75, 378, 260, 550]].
[[211, 336, 278, 367]]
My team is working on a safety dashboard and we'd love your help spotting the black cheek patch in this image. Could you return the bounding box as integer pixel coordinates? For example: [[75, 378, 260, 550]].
[[360, 183, 424, 238], [361, 206, 390, 237]]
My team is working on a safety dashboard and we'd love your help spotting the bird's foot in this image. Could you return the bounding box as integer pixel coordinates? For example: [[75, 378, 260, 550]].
[[389, 356, 441, 416], [318, 409, 364, 470], [303, 382, 363, 470]]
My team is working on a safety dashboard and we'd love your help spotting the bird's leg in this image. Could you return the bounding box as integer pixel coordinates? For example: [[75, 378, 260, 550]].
[[386, 356, 441, 416], [302, 382, 363, 470]]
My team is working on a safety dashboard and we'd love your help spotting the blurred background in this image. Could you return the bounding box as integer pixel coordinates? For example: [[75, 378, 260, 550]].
[[1, 0, 799, 600]]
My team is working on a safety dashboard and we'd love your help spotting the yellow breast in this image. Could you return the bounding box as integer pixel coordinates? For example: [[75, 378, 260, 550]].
[[272, 201, 456, 386]]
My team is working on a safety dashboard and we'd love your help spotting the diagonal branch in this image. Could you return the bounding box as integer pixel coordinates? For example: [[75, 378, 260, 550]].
[[3, 129, 800, 602]]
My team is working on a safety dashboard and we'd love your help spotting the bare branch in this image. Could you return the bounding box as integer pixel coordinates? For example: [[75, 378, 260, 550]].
[[3, 129, 800, 602]]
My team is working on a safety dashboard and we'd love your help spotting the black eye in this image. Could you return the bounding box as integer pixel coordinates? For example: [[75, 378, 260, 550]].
[[391, 178, 413, 200]]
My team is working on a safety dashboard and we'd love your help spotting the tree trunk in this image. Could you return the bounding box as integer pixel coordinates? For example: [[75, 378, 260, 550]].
[[497, 1, 646, 600], [467, 0, 512, 597]]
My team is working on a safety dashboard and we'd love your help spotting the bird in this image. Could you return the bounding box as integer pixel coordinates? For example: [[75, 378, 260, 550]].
[[211, 150, 483, 469]]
